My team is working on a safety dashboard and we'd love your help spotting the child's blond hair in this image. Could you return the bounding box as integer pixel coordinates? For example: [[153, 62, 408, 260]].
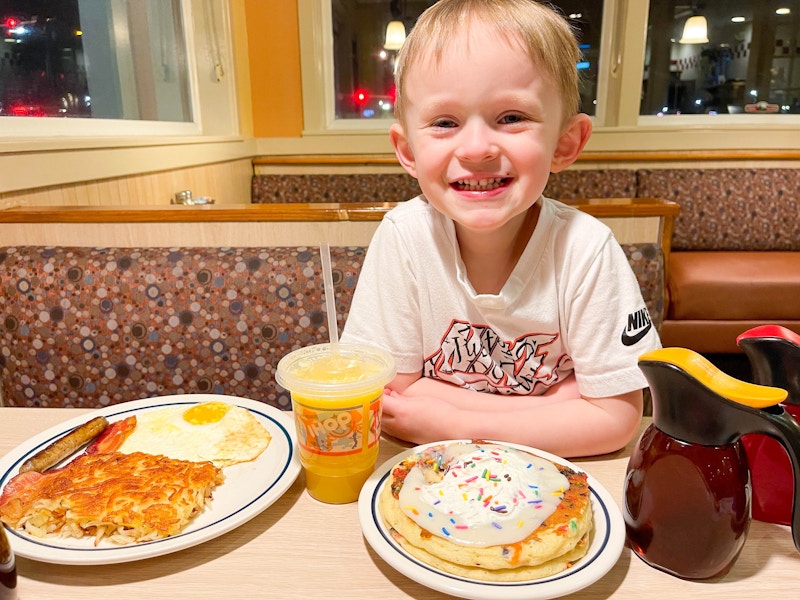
[[393, 0, 582, 126]]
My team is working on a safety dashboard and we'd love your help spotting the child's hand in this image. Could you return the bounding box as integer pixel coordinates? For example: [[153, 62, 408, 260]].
[[381, 388, 451, 445]]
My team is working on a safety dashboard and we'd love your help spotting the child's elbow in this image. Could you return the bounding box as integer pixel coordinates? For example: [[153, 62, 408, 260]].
[[593, 390, 644, 455], [614, 391, 645, 450]]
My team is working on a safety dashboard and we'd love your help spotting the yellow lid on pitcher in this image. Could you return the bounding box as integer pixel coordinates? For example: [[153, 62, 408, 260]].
[[639, 347, 787, 409]]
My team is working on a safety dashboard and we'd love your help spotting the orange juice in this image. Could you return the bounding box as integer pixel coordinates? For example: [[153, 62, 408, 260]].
[[275, 343, 396, 504]]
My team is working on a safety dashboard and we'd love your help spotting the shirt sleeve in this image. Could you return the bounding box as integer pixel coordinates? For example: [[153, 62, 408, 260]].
[[561, 234, 662, 398], [340, 216, 425, 373]]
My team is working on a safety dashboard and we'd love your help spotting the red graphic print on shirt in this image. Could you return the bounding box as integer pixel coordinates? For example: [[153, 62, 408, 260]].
[[423, 319, 572, 394]]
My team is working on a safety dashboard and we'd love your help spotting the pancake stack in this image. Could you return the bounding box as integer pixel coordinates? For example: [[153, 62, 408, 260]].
[[379, 441, 593, 581]]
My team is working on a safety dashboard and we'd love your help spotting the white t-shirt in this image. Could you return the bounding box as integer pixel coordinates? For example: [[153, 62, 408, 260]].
[[341, 196, 661, 398]]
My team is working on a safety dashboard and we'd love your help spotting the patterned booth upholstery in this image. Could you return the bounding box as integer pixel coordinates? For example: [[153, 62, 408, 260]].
[[251, 174, 422, 204], [637, 168, 800, 252], [0, 243, 663, 409], [250, 170, 638, 205], [0, 246, 363, 409]]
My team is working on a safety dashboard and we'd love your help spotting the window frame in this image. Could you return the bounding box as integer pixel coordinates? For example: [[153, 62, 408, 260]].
[[295, 0, 800, 154], [0, 0, 248, 194], [299, 0, 394, 135]]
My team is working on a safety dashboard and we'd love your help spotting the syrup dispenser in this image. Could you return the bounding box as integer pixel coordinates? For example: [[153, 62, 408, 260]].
[[737, 325, 800, 525], [0, 524, 16, 600], [623, 347, 800, 580]]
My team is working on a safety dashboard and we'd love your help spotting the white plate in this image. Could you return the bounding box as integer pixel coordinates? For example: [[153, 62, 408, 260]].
[[0, 394, 301, 565], [358, 441, 625, 600]]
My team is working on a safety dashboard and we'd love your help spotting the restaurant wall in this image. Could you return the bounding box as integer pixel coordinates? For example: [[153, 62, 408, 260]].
[[244, 0, 304, 138], [0, 159, 253, 210]]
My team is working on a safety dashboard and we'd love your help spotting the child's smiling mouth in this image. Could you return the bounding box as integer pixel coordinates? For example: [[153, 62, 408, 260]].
[[452, 177, 511, 192]]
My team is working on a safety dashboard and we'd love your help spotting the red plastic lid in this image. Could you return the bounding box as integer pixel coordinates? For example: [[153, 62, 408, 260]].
[[737, 325, 800, 346]]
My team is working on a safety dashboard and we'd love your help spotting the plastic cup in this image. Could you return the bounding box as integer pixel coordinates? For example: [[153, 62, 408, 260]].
[[275, 343, 396, 504]]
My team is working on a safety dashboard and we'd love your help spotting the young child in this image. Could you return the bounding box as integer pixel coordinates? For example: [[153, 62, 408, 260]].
[[340, 0, 661, 457]]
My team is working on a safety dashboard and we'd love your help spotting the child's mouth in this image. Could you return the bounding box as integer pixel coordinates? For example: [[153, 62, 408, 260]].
[[452, 177, 510, 192]]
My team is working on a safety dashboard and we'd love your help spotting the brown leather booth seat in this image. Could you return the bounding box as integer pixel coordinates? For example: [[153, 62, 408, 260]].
[[661, 251, 800, 353], [635, 168, 800, 355]]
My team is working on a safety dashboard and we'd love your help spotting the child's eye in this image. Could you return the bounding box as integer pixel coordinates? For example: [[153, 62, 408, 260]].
[[432, 118, 457, 128], [499, 113, 526, 124]]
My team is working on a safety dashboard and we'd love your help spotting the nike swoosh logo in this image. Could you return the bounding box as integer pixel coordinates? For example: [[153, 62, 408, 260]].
[[621, 322, 652, 346]]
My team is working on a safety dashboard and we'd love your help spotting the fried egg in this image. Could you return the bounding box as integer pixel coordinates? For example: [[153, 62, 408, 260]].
[[117, 401, 271, 468]]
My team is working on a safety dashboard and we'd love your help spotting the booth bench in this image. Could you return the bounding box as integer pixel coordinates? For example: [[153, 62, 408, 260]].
[[252, 167, 800, 354], [0, 201, 672, 409]]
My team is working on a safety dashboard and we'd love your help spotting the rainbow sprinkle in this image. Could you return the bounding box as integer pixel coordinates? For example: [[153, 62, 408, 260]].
[[569, 518, 578, 532]]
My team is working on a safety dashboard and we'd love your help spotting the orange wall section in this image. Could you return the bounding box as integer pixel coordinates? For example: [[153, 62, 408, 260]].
[[244, 0, 304, 138]]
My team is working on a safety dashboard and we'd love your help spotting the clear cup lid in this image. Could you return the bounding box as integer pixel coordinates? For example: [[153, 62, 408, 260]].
[[275, 343, 396, 397]]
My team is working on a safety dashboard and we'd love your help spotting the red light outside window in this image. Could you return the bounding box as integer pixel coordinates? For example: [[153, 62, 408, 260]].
[[352, 89, 369, 106]]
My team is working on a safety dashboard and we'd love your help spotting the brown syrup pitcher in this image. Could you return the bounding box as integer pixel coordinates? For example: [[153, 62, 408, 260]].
[[737, 325, 800, 525], [623, 347, 800, 580], [0, 523, 17, 600]]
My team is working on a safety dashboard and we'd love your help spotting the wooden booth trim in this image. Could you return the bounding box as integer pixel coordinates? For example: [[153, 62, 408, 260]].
[[252, 149, 800, 167], [0, 203, 398, 223], [0, 197, 678, 268], [0, 197, 678, 224]]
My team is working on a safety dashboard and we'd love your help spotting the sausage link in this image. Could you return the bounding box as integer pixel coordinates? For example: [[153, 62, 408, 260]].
[[19, 416, 109, 473]]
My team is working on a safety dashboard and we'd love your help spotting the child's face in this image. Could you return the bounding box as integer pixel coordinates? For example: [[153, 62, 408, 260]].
[[391, 26, 589, 237]]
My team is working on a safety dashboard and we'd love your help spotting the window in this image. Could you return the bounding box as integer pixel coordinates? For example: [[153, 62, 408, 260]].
[[0, 0, 239, 140], [0, 0, 242, 195], [299, 0, 800, 152], [330, 0, 603, 120], [643, 1, 800, 116], [1, 0, 191, 122]]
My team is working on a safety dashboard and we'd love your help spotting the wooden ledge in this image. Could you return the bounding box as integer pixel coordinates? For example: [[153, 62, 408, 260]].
[[252, 155, 401, 166], [561, 196, 680, 218], [0, 202, 399, 223], [252, 150, 800, 166], [0, 197, 679, 224]]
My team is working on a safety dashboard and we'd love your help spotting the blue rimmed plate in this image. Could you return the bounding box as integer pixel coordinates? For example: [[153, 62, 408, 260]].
[[0, 394, 300, 565], [358, 440, 625, 600]]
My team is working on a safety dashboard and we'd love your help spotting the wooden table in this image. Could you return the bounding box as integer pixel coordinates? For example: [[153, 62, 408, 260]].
[[1, 408, 798, 599]]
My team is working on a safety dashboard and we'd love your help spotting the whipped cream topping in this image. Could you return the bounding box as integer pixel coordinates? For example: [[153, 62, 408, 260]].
[[398, 442, 570, 547]]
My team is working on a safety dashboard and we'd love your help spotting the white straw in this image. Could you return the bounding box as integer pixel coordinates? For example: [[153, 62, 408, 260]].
[[320, 242, 339, 345]]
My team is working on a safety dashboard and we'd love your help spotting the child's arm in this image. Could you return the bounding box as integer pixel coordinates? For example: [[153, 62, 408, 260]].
[[383, 373, 643, 458]]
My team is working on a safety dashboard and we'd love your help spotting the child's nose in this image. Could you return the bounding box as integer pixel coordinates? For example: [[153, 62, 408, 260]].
[[455, 121, 499, 163]]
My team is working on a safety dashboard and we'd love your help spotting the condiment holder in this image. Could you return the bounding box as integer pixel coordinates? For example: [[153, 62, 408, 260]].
[[737, 325, 800, 525], [0, 524, 17, 600], [623, 347, 800, 580]]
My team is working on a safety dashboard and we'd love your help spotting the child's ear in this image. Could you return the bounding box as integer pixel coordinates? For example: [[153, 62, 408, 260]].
[[390, 122, 419, 179], [550, 113, 592, 173]]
